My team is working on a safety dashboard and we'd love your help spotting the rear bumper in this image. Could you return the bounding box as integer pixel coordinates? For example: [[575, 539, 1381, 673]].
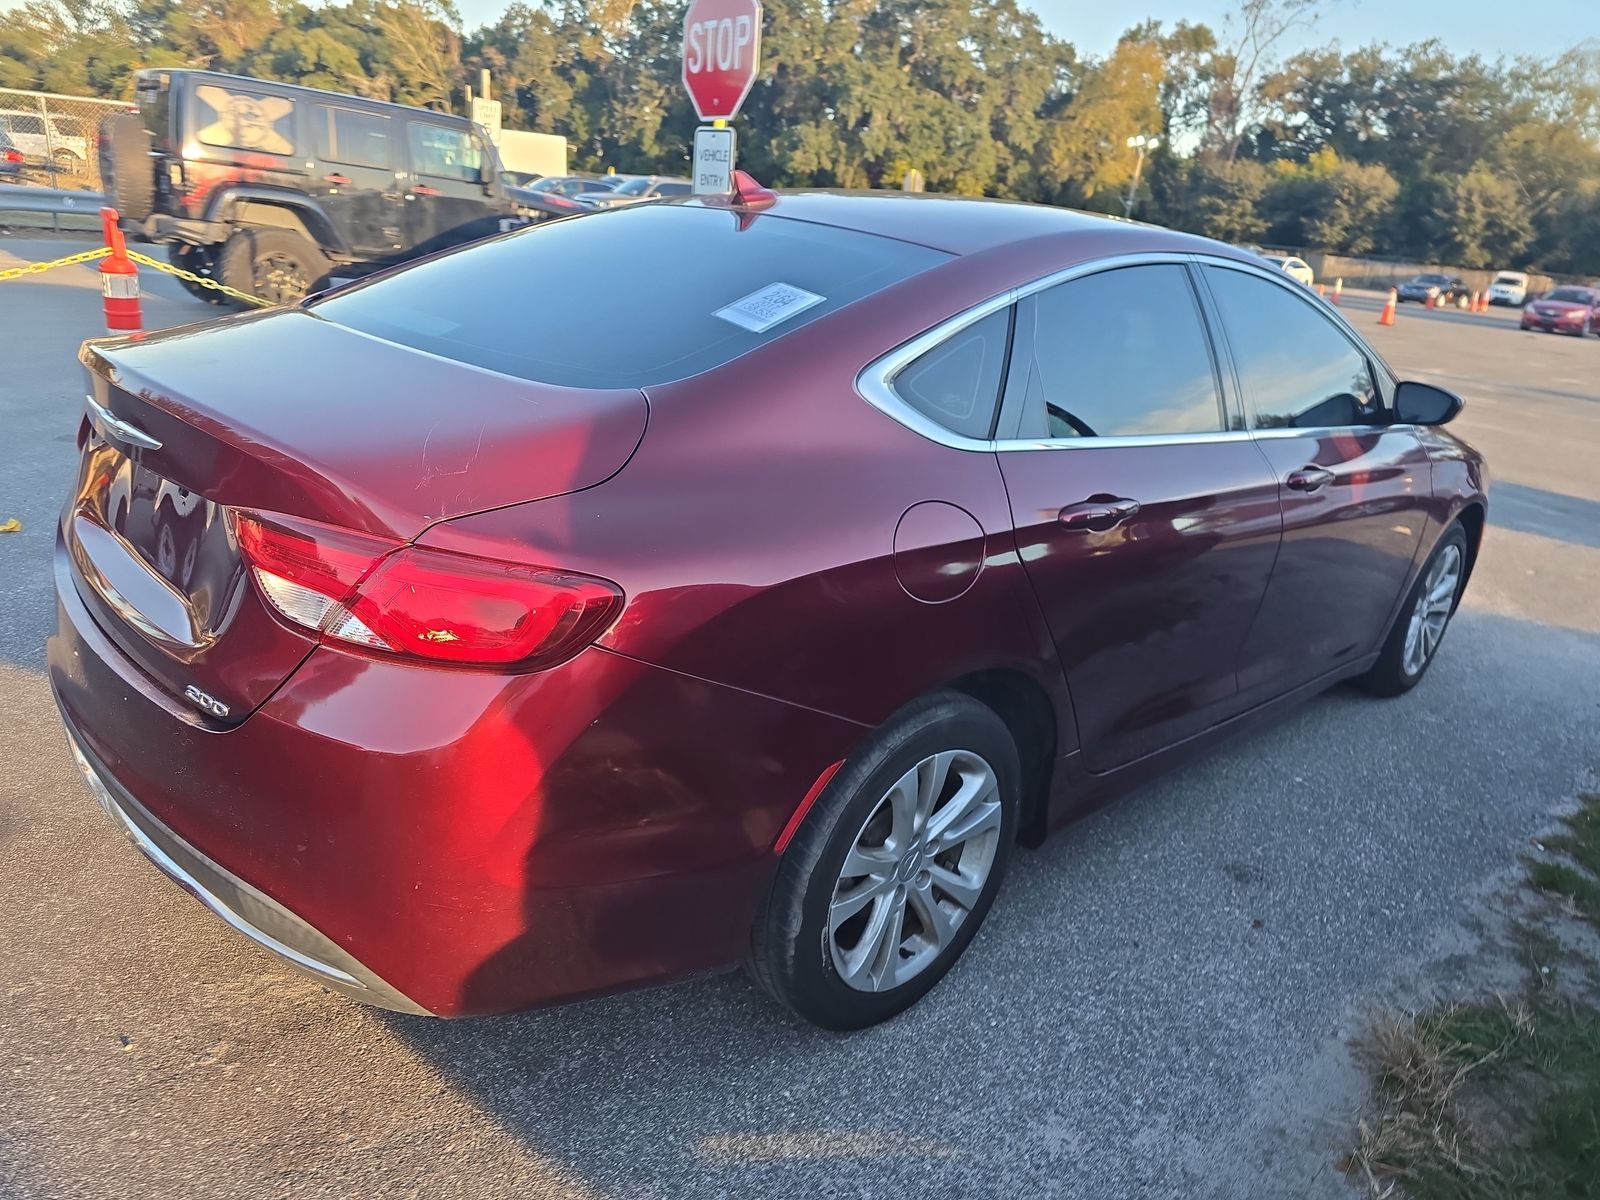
[[63, 728, 429, 1014], [50, 540, 861, 1016]]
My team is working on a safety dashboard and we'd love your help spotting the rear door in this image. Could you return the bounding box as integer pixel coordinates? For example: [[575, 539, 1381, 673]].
[[401, 119, 504, 255], [307, 104, 404, 258], [1199, 261, 1430, 700], [996, 261, 1282, 771]]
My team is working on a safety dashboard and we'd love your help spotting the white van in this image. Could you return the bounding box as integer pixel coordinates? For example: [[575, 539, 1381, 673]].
[[0, 109, 92, 170], [1487, 271, 1529, 307]]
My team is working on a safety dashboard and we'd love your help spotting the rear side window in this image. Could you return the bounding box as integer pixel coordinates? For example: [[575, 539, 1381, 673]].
[[313, 205, 950, 389], [1022, 264, 1224, 438], [891, 309, 1011, 440], [315, 106, 390, 170], [1204, 266, 1378, 429], [192, 83, 296, 155], [7, 114, 45, 135]]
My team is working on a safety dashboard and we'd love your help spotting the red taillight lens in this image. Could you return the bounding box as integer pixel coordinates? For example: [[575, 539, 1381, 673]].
[[2, 149, 22, 163], [234, 512, 621, 669]]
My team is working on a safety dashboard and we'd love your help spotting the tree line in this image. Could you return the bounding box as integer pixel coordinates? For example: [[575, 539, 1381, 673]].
[[4, 0, 1598, 274]]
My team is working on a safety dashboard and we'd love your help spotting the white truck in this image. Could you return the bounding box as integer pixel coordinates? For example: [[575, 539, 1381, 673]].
[[1487, 271, 1530, 307]]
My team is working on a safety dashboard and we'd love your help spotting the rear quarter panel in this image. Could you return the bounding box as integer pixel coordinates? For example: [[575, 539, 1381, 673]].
[[419, 243, 1101, 753]]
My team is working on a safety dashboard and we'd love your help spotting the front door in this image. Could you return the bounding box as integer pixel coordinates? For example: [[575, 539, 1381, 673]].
[[307, 104, 404, 259], [402, 120, 504, 256], [1199, 263, 1431, 698], [997, 262, 1283, 772]]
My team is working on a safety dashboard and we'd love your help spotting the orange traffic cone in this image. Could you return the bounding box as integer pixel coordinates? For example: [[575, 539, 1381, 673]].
[[98, 207, 141, 334], [1332, 277, 1343, 305], [1378, 288, 1397, 326], [1317, 284, 1326, 299], [1470, 291, 1481, 313], [1477, 292, 1490, 313]]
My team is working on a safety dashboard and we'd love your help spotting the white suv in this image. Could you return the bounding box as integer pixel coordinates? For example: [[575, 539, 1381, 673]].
[[0, 109, 92, 170], [1487, 271, 1529, 307]]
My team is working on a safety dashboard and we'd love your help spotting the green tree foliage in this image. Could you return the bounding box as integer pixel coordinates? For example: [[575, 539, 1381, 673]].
[[0, 0, 1595, 274]]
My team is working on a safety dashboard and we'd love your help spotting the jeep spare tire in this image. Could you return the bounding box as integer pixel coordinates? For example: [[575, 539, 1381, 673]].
[[99, 113, 155, 222]]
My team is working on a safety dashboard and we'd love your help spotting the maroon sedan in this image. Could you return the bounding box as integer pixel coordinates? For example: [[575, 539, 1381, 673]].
[[1520, 285, 1600, 336], [51, 193, 1487, 1029]]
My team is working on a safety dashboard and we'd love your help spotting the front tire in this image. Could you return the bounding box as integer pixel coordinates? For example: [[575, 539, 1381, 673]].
[[1359, 525, 1468, 697], [748, 691, 1020, 1029]]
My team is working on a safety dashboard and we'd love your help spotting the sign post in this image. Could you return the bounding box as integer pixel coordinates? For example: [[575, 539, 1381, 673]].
[[682, 0, 762, 195]]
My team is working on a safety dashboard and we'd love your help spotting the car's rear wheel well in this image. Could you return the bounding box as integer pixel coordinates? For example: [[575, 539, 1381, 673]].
[[228, 202, 339, 257], [949, 670, 1056, 848], [1456, 503, 1485, 586]]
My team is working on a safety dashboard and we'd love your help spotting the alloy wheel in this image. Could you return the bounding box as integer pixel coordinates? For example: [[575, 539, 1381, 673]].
[[1402, 543, 1462, 677], [827, 749, 1001, 993], [254, 251, 310, 305]]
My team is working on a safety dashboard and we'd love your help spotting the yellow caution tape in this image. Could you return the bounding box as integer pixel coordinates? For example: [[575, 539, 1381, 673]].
[[126, 249, 271, 307], [0, 243, 270, 307], [0, 246, 110, 281]]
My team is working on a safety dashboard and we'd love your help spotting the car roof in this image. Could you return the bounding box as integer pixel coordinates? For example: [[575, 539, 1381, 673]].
[[149, 69, 474, 125], [679, 190, 1254, 260]]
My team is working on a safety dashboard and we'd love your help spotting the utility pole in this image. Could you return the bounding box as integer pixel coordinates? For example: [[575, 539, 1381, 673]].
[[1123, 133, 1160, 218]]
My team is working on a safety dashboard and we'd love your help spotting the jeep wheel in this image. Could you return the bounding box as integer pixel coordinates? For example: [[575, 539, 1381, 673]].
[[216, 229, 330, 308], [169, 244, 229, 306], [98, 113, 154, 222]]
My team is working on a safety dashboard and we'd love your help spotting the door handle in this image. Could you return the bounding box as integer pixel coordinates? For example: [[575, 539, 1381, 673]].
[[1058, 497, 1141, 533], [323, 173, 352, 186], [411, 184, 442, 197], [1285, 466, 1335, 493]]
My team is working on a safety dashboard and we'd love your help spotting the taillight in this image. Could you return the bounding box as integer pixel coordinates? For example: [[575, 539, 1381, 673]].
[[2, 149, 22, 163], [234, 511, 622, 669]]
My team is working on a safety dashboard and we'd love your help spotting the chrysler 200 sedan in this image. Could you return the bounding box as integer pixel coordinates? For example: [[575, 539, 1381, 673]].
[[50, 192, 1487, 1030]]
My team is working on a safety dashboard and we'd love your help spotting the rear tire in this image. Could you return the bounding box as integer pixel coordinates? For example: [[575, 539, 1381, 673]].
[[748, 691, 1020, 1030], [168, 244, 229, 306], [1358, 525, 1468, 698], [216, 228, 330, 308], [98, 113, 154, 222]]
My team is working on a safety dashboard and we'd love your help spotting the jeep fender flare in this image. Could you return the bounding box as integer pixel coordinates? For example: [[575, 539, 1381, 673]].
[[203, 186, 351, 258]]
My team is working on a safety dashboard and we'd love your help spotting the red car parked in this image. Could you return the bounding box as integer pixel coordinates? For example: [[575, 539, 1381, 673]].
[[1520, 285, 1600, 336], [51, 194, 1487, 1029]]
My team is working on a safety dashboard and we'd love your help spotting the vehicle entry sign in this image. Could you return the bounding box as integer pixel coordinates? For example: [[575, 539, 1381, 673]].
[[693, 126, 736, 195]]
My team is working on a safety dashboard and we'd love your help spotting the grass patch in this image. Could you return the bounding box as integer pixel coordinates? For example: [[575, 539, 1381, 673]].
[[1348, 794, 1600, 1199]]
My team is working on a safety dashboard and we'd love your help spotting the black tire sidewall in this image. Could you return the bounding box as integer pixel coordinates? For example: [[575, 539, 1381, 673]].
[[217, 228, 328, 307], [1363, 525, 1469, 696], [752, 693, 1020, 1030]]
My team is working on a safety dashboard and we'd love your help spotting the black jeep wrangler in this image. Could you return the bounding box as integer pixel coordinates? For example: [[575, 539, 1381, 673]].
[[99, 69, 578, 306]]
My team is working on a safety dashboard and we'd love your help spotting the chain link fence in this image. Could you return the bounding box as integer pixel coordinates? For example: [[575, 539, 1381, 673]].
[[0, 88, 135, 192]]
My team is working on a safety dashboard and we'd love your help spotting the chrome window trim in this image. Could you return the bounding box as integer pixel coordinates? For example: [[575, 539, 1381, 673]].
[[857, 250, 1294, 453]]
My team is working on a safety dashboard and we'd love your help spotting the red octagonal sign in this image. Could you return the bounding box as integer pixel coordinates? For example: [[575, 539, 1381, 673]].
[[682, 0, 763, 122]]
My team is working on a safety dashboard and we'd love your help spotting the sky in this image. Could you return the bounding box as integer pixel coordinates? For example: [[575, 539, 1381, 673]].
[[1027, 0, 1593, 62]]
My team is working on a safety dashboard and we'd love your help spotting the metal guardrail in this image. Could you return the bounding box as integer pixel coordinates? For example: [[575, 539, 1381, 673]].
[[0, 185, 107, 214]]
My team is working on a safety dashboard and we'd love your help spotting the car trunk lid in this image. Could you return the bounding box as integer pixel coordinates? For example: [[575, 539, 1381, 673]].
[[68, 309, 647, 721]]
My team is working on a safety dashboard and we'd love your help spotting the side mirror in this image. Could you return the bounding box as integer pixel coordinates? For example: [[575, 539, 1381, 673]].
[[1394, 380, 1463, 427]]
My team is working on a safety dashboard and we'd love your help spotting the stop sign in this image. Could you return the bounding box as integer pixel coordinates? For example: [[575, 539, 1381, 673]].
[[682, 0, 763, 122]]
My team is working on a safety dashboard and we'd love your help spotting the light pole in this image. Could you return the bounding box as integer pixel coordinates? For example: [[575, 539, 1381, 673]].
[[1123, 133, 1160, 218]]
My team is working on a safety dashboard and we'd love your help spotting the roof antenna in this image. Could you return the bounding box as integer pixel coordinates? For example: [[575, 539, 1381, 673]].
[[729, 169, 777, 209]]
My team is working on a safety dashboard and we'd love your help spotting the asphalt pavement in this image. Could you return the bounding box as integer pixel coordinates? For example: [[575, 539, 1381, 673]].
[[2, 242, 1598, 1199]]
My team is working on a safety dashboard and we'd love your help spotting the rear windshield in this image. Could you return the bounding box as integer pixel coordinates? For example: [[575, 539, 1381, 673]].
[[1415, 274, 1450, 284], [313, 204, 950, 388]]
